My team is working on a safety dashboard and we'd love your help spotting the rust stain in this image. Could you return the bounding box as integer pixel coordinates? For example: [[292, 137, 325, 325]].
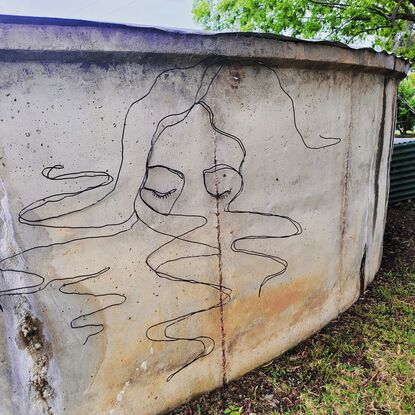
[[96, 314, 222, 413], [213, 109, 228, 386], [225, 274, 328, 354], [291, 288, 330, 323], [215, 185, 227, 386], [98, 300, 222, 405]]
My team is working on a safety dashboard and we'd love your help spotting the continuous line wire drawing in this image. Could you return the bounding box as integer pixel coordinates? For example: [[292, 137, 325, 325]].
[[0, 58, 340, 381]]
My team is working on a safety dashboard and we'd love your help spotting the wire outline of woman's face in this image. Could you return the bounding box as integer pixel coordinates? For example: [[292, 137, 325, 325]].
[[137, 104, 245, 217]]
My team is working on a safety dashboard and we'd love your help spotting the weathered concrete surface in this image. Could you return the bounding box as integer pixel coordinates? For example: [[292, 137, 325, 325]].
[[0, 15, 408, 415]]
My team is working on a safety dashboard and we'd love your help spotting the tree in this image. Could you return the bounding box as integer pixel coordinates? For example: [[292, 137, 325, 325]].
[[397, 73, 415, 134], [193, 0, 415, 64]]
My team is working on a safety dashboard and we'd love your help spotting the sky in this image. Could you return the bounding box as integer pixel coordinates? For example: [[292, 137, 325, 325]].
[[0, 0, 199, 30], [0, 1, 374, 47]]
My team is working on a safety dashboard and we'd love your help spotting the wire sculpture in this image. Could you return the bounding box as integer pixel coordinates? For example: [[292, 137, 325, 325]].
[[0, 58, 340, 381]]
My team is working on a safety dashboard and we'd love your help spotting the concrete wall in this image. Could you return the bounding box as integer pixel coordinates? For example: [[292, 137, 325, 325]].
[[0, 16, 408, 415]]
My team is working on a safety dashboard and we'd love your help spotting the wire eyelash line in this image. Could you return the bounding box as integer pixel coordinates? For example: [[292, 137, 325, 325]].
[[217, 189, 232, 199], [148, 188, 177, 199], [0, 57, 340, 382]]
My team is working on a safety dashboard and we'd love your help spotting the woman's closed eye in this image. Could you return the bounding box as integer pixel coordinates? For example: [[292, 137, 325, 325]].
[[217, 189, 232, 199], [139, 165, 184, 215], [149, 188, 177, 199], [203, 164, 242, 200]]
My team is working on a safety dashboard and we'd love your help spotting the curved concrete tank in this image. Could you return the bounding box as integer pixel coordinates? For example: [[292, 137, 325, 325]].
[[0, 15, 408, 415]]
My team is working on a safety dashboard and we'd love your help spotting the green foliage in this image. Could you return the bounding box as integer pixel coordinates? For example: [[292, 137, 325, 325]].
[[193, 0, 415, 63], [398, 73, 415, 134], [223, 404, 242, 414]]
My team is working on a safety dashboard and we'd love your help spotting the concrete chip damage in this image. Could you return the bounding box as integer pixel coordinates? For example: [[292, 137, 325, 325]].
[[18, 313, 54, 413]]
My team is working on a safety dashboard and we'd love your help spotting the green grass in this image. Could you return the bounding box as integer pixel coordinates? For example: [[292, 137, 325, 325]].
[[268, 270, 415, 415]]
